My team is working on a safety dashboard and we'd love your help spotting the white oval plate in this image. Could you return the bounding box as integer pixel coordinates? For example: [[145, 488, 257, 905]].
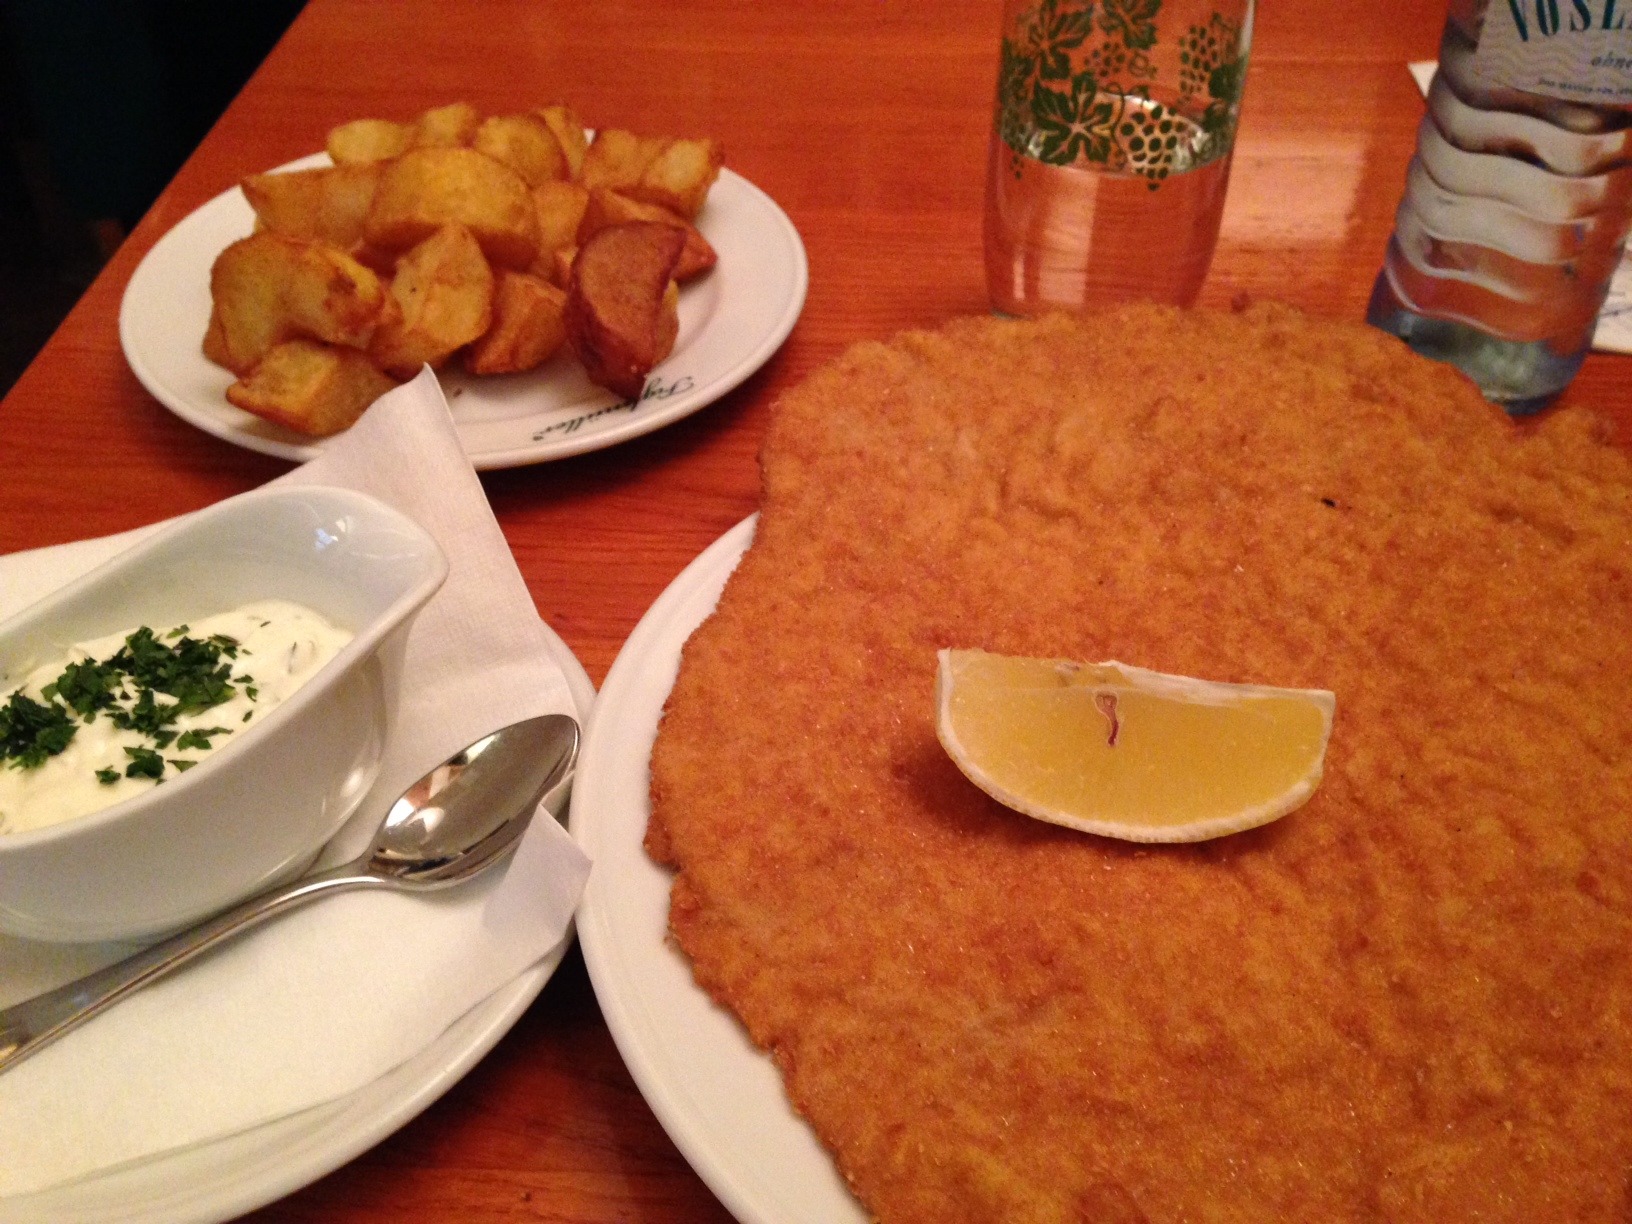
[[119, 157, 807, 470], [0, 527, 596, 1224], [570, 516, 869, 1224]]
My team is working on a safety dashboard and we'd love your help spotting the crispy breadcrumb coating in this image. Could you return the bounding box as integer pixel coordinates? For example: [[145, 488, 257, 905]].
[[648, 302, 1632, 1223]]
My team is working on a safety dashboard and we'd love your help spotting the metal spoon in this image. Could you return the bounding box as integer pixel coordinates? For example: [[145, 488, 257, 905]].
[[0, 711, 579, 1075]]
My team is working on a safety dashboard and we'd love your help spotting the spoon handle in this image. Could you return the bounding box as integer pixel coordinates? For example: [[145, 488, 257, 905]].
[[0, 864, 381, 1075]]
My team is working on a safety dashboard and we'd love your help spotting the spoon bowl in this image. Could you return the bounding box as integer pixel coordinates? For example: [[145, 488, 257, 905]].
[[370, 715, 577, 882], [0, 711, 579, 1075]]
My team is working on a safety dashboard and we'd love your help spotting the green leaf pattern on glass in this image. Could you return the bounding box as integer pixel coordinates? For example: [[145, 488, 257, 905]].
[[996, 0, 1247, 187], [1100, 0, 1163, 50], [1032, 72, 1120, 165]]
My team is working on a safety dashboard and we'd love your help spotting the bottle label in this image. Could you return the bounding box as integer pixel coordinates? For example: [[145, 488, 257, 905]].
[[1475, 1, 1632, 103]]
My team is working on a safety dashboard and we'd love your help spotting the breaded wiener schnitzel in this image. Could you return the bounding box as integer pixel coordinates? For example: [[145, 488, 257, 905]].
[[646, 303, 1632, 1222]]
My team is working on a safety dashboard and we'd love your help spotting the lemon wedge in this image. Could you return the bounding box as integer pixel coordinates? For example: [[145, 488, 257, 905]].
[[935, 649, 1335, 843]]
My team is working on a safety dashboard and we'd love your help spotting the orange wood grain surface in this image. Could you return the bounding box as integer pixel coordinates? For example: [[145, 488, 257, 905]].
[[0, 2, 1627, 1219]]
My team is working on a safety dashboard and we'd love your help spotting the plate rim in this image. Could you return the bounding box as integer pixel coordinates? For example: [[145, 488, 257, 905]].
[[571, 515, 870, 1224], [118, 156, 808, 471]]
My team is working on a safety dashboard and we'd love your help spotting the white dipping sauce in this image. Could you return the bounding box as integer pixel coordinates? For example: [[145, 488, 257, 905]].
[[0, 599, 352, 834]]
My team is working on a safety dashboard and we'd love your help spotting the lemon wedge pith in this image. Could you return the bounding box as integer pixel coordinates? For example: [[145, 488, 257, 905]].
[[934, 649, 1335, 843]]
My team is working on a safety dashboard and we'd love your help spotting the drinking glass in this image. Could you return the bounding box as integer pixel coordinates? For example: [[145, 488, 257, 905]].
[[983, 0, 1255, 315]]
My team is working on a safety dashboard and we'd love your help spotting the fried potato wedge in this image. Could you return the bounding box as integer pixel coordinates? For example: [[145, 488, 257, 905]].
[[240, 163, 381, 249], [627, 137, 724, 219], [579, 188, 716, 281], [369, 222, 495, 377], [225, 339, 397, 436], [208, 233, 386, 374], [565, 221, 685, 400], [412, 101, 480, 148], [466, 271, 568, 375], [550, 244, 577, 287], [580, 129, 666, 193], [350, 242, 400, 276], [528, 180, 590, 282], [210, 103, 724, 431], [202, 307, 231, 368], [364, 146, 540, 269], [536, 104, 589, 179], [473, 113, 566, 187], [326, 118, 413, 166]]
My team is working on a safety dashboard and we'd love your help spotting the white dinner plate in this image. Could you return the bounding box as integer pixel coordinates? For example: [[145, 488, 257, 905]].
[[119, 155, 808, 470], [570, 517, 868, 1224], [0, 528, 597, 1224]]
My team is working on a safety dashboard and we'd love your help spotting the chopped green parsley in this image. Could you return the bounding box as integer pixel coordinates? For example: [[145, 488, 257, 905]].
[[123, 746, 165, 779], [1, 625, 243, 783], [0, 692, 77, 768]]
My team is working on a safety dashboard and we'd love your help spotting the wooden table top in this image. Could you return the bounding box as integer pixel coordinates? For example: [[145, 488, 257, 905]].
[[1, 1, 1627, 1219]]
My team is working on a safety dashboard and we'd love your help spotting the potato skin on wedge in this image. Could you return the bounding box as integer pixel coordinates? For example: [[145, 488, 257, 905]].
[[579, 188, 716, 281], [565, 221, 685, 401]]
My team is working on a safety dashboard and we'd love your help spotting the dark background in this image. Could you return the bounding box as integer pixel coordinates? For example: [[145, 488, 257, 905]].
[[0, 1, 304, 397]]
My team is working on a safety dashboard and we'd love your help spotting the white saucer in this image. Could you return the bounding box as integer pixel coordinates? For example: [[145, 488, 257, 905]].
[[570, 517, 869, 1224], [119, 156, 808, 470], [0, 527, 596, 1224]]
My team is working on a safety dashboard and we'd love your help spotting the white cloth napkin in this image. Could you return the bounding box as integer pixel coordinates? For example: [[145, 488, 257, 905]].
[[1405, 60, 1632, 354], [0, 370, 593, 1197]]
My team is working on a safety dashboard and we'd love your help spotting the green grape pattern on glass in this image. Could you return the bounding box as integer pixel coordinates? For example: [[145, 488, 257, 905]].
[[995, 0, 1247, 187]]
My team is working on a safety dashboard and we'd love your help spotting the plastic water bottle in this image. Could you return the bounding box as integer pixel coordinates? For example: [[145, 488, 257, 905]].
[[1366, 0, 1632, 413]]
